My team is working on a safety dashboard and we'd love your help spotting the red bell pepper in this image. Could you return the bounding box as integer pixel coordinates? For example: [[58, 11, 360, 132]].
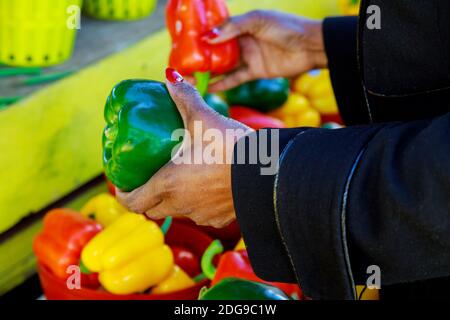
[[33, 209, 102, 287], [172, 246, 201, 277], [202, 240, 303, 299], [166, 0, 240, 95], [230, 106, 286, 130]]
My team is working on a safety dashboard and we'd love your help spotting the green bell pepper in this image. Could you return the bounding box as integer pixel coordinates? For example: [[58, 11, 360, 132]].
[[199, 278, 290, 300], [225, 78, 290, 112], [204, 93, 229, 117], [103, 80, 230, 192], [103, 80, 184, 192]]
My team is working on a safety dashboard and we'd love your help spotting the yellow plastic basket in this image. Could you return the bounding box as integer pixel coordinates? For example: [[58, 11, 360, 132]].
[[84, 0, 157, 21], [0, 0, 83, 67]]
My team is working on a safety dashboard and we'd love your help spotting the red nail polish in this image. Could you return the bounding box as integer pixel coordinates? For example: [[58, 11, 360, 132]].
[[203, 28, 220, 40], [166, 68, 184, 84]]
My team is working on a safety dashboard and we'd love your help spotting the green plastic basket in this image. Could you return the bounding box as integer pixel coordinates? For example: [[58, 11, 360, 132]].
[[84, 0, 157, 20]]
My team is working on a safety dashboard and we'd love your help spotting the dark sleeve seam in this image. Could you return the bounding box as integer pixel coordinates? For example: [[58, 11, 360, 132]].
[[272, 131, 309, 287], [340, 146, 367, 300]]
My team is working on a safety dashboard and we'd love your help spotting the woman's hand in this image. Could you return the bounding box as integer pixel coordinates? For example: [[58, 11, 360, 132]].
[[207, 10, 326, 92], [117, 69, 252, 228]]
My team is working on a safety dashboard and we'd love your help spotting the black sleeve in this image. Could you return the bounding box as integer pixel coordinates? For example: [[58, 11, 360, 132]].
[[322, 17, 370, 125], [232, 113, 450, 300], [231, 128, 310, 283]]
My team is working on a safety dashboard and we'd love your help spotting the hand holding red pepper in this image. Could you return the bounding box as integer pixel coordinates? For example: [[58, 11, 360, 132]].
[[207, 10, 326, 92], [167, 0, 240, 95]]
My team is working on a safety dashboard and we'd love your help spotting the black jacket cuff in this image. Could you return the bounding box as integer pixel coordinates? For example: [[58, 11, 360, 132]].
[[231, 128, 308, 283], [323, 16, 370, 125], [274, 126, 383, 299]]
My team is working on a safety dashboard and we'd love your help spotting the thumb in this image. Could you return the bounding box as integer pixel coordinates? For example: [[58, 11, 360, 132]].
[[165, 68, 212, 127]]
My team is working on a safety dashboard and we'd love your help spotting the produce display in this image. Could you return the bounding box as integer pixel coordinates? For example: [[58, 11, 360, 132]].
[[33, 197, 208, 298], [33, 209, 102, 287], [27, 0, 355, 302], [80, 193, 126, 227], [199, 278, 290, 300], [229, 106, 286, 130], [225, 78, 290, 112], [293, 69, 339, 116], [201, 240, 303, 299], [81, 213, 175, 294], [227, 71, 342, 129]]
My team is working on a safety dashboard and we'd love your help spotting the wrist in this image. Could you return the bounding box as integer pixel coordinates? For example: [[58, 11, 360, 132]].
[[304, 20, 328, 69]]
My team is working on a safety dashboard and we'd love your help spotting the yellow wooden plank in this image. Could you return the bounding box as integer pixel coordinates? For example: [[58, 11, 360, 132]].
[[0, 0, 339, 233]]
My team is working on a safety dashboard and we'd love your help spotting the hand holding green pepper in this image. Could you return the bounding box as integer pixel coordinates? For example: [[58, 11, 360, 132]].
[[117, 69, 252, 228]]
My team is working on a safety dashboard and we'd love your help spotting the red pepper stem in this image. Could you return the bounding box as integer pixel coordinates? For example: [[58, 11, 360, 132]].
[[161, 216, 173, 235], [194, 71, 211, 97], [201, 239, 223, 280]]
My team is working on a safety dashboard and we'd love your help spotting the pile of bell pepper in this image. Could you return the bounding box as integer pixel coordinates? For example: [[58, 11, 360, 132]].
[[33, 195, 203, 296], [81, 212, 196, 295], [221, 71, 342, 130], [199, 239, 303, 300], [33, 209, 103, 288]]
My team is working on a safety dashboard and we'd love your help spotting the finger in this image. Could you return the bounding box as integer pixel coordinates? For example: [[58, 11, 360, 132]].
[[115, 189, 128, 207], [116, 174, 165, 214], [208, 67, 253, 92], [165, 69, 211, 126], [184, 76, 196, 86], [205, 11, 265, 44], [145, 202, 172, 220]]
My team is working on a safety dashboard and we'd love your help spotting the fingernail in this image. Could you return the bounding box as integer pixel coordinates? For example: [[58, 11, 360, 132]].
[[166, 67, 184, 84], [202, 28, 220, 41]]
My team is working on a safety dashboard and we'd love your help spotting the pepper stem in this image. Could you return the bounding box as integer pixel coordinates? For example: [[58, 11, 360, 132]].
[[201, 239, 223, 280], [79, 260, 91, 275], [193, 273, 207, 283], [194, 71, 211, 97], [161, 216, 173, 235]]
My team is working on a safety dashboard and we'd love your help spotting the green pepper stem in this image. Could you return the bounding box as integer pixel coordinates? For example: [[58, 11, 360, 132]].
[[79, 260, 92, 275], [194, 71, 211, 97], [193, 273, 207, 283], [161, 216, 173, 235], [201, 239, 223, 280]]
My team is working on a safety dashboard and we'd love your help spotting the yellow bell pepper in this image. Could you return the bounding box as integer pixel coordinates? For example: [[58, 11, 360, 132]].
[[293, 69, 339, 116], [234, 238, 246, 251], [151, 265, 195, 294], [338, 0, 360, 16], [268, 93, 321, 128], [80, 193, 127, 227], [356, 285, 380, 300], [81, 212, 174, 295]]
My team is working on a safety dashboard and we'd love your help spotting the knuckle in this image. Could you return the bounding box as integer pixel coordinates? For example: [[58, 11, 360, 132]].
[[128, 201, 145, 214], [248, 10, 267, 23]]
